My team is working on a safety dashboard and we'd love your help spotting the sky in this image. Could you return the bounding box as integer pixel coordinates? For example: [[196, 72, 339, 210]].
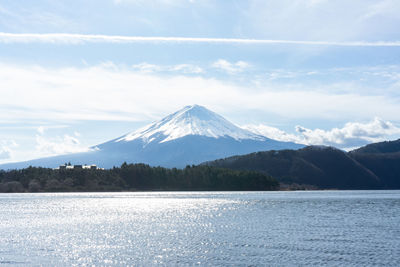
[[1, 0, 400, 163]]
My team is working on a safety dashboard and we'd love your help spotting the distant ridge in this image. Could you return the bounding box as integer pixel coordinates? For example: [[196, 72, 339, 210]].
[[205, 140, 400, 189], [349, 139, 400, 189], [205, 146, 381, 189], [350, 139, 400, 154]]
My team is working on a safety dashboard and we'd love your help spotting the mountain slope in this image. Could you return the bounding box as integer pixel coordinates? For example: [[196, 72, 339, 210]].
[[90, 105, 304, 168], [349, 139, 400, 188], [350, 139, 400, 154], [0, 105, 304, 169], [205, 146, 381, 189], [113, 105, 264, 144]]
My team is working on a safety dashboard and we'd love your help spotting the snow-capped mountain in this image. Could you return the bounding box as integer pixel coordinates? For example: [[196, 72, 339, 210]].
[[0, 105, 304, 169], [114, 105, 265, 144]]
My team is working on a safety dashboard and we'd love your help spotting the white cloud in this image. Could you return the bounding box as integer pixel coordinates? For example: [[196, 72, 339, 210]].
[[296, 118, 400, 146], [0, 148, 11, 160], [32, 126, 90, 158], [132, 63, 162, 73], [212, 59, 250, 74], [362, 0, 399, 21], [244, 117, 400, 150], [132, 62, 203, 74], [35, 133, 90, 157], [0, 140, 18, 160], [37, 126, 45, 135], [170, 64, 203, 74], [245, 0, 400, 42], [243, 124, 300, 143], [0, 32, 399, 46], [1, 62, 400, 125], [0, 4, 77, 33]]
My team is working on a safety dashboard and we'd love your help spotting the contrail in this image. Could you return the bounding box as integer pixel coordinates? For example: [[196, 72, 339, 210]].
[[0, 32, 400, 47]]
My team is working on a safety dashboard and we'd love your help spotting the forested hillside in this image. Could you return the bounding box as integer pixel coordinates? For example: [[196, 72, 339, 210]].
[[206, 140, 400, 190], [349, 139, 400, 188], [206, 146, 382, 189]]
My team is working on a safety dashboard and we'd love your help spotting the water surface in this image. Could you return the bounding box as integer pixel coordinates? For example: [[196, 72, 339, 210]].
[[1, 191, 399, 266]]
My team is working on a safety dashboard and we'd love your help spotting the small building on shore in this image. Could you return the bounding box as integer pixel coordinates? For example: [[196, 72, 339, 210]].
[[55, 164, 104, 170]]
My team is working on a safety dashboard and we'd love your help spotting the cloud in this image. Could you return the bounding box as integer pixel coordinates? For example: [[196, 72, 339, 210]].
[[0, 4, 77, 33], [132, 62, 203, 74], [212, 59, 250, 74], [244, 0, 400, 42], [0, 148, 11, 160], [295, 118, 400, 147], [33, 127, 89, 158], [1, 62, 400, 125], [35, 133, 90, 157], [244, 117, 400, 150], [0, 140, 18, 160], [170, 64, 203, 74], [1, 1, 399, 47], [132, 63, 162, 73], [243, 124, 300, 143], [35, 126, 90, 158], [0, 32, 400, 46], [37, 126, 45, 135]]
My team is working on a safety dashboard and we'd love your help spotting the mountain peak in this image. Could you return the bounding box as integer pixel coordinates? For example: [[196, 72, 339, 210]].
[[1, 105, 304, 169], [172, 104, 214, 119], [182, 104, 210, 113], [184, 104, 203, 109], [116, 105, 265, 144]]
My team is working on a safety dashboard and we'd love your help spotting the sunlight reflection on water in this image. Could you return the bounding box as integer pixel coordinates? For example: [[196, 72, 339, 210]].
[[1, 191, 400, 266]]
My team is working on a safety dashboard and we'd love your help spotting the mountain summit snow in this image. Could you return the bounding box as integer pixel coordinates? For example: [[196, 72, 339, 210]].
[[116, 105, 264, 144], [0, 105, 304, 169]]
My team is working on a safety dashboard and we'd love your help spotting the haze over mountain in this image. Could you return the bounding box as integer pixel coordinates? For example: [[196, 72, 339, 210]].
[[0, 105, 303, 169]]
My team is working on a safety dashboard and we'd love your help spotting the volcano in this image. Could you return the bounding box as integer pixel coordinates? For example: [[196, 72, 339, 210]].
[[0, 105, 304, 169]]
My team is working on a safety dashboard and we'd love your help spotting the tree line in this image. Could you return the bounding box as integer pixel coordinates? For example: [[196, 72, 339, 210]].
[[0, 163, 279, 192]]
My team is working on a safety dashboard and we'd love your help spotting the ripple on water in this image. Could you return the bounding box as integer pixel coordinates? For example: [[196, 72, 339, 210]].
[[0, 191, 400, 266]]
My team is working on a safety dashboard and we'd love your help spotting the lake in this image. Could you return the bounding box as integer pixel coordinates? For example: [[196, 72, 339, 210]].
[[1, 191, 399, 266]]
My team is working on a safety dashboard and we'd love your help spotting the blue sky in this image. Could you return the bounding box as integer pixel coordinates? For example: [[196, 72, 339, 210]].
[[1, 0, 400, 163]]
